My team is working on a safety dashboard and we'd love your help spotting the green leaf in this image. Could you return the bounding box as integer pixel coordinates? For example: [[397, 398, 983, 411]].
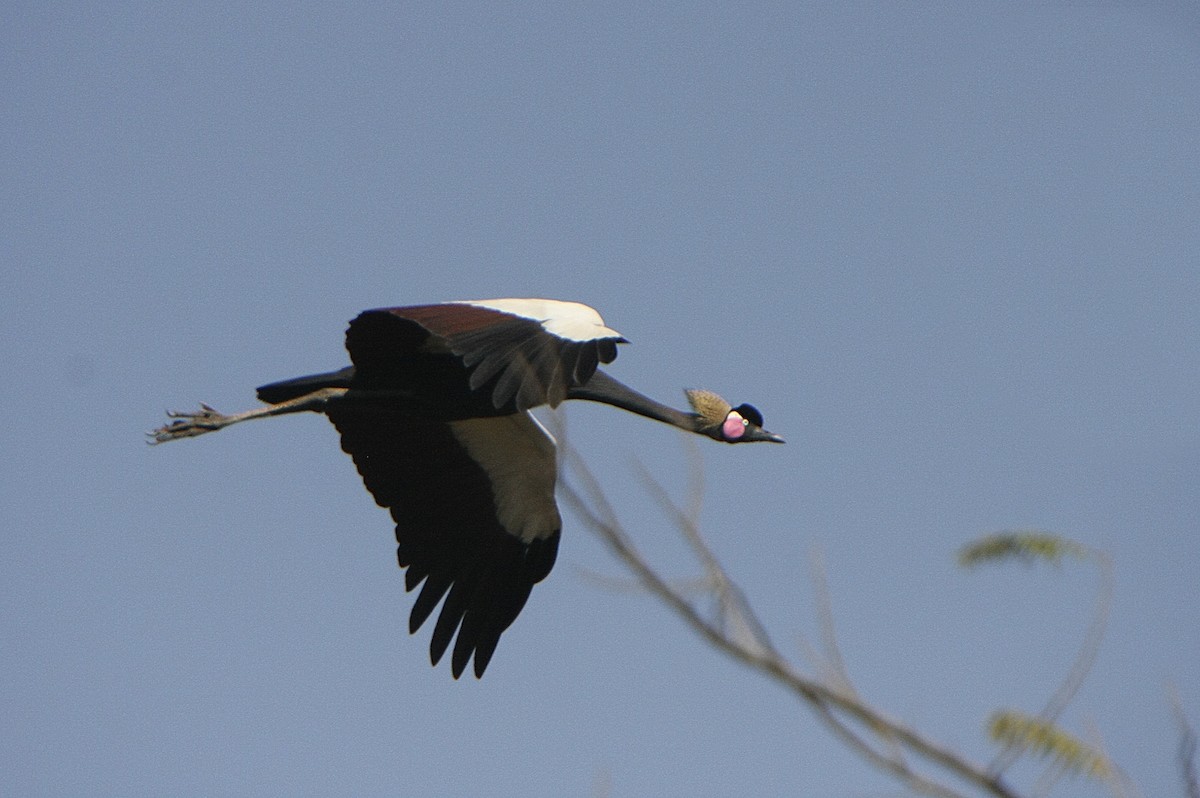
[[988, 709, 1112, 779], [958, 531, 1088, 568]]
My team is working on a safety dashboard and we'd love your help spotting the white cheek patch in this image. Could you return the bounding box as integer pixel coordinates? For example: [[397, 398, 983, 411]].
[[457, 298, 624, 342], [449, 413, 562, 543]]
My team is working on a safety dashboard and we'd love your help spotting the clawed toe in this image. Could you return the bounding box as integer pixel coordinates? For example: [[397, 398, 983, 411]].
[[148, 405, 229, 444]]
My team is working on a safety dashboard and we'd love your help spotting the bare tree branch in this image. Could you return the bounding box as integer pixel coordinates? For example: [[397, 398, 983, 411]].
[[558, 439, 1022, 798]]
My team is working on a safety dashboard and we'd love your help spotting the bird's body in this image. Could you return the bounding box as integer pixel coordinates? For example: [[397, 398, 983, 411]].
[[153, 298, 782, 677]]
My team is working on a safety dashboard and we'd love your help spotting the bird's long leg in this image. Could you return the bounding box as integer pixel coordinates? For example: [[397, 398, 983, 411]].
[[149, 387, 349, 444]]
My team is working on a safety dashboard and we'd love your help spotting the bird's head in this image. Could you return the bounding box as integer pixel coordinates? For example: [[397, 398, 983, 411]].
[[685, 389, 785, 444]]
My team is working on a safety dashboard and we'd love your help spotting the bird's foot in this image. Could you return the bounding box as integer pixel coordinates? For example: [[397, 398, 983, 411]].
[[148, 403, 231, 444]]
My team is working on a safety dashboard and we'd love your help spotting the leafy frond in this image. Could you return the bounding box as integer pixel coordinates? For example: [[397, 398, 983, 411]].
[[987, 710, 1112, 780], [959, 531, 1088, 569]]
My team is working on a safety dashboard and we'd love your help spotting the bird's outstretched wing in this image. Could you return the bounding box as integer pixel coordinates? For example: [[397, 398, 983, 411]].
[[327, 402, 561, 678]]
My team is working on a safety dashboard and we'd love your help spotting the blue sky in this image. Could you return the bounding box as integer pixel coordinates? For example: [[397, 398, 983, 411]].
[[3, 3, 1198, 795]]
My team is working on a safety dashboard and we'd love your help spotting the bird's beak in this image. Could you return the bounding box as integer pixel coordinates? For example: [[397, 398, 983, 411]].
[[748, 428, 785, 444]]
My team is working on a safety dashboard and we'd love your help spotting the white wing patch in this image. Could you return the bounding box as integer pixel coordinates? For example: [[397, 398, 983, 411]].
[[449, 412, 561, 543], [456, 298, 624, 343]]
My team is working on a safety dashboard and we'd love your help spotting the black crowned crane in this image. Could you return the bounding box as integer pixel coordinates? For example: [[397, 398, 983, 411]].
[[152, 298, 783, 678]]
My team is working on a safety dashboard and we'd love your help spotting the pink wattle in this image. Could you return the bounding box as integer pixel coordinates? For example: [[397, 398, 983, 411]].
[[722, 414, 746, 440]]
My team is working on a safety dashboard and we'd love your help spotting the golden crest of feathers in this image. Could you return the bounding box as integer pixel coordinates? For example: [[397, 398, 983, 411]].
[[685, 389, 732, 429]]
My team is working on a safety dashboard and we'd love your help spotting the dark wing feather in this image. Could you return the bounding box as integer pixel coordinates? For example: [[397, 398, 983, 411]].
[[327, 401, 560, 678], [353, 303, 623, 412]]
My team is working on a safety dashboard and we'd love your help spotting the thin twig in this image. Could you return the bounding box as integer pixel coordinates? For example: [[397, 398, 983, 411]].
[[631, 458, 780, 659], [1170, 684, 1199, 798], [809, 547, 856, 695], [988, 548, 1113, 778]]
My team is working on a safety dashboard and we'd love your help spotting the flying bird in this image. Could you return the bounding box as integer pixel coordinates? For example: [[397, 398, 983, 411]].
[[152, 298, 783, 678]]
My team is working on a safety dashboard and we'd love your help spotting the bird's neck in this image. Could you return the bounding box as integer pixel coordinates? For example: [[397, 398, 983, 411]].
[[567, 370, 707, 435]]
